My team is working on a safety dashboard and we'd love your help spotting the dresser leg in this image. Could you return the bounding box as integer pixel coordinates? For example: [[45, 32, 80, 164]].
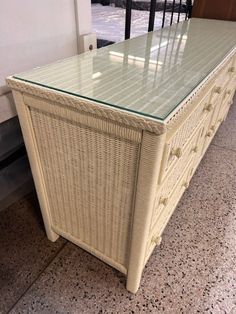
[[126, 270, 142, 294], [46, 229, 59, 242], [12, 90, 59, 243], [126, 131, 166, 293]]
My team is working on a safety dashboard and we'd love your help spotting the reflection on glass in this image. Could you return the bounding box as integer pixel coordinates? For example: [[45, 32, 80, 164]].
[[14, 18, 236, 120]]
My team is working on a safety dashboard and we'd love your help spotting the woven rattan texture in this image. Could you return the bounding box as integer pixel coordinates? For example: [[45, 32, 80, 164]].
[[30, 107, 141, 268]]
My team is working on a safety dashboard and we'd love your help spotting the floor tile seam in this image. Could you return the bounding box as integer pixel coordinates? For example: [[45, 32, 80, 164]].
[[6, 241, 68, 314]]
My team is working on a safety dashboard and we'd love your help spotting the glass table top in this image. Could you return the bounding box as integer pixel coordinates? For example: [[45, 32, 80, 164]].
[[14, 18, 236, 121]]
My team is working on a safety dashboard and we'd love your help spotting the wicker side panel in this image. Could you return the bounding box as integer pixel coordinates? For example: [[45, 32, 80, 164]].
[[29, 107, 141, 269]]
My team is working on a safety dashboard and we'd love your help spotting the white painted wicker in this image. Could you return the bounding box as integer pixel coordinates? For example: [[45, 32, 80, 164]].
[[6, 19, 236, 293]]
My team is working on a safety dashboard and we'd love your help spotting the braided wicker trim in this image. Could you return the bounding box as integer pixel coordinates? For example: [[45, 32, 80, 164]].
[[6, 78, 166, 135], [166, 48, 236, 129]]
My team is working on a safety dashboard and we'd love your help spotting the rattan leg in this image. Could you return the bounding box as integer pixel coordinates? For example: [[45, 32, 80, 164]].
[[12, 91, 59, 242], [126, 131, 166, 293]]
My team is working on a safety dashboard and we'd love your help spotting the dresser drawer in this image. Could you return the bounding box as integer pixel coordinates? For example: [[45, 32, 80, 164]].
[[216, 55, 236, 88], [217, 93, 234, 124], [210, 80, 235, 129], [161, 89, 214, 182], [146, 160, 195, 262], [152, 123, 204, 229], [202, 109, 221, 156], [222, 86, 235, 105]]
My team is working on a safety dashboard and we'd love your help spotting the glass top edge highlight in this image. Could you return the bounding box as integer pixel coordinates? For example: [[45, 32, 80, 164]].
[[12, 76, 166, 121]]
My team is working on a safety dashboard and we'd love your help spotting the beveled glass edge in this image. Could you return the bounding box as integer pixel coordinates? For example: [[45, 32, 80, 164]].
[[12, 76, 167, 121]]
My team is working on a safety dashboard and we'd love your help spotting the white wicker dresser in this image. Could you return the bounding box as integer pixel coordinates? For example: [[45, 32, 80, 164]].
[[7, 18, 236, 293]]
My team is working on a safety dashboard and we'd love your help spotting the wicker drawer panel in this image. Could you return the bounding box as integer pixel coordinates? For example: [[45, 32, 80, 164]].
[[208, 58, 235, 112], [222, 86, 235, 105], [146, 160, 194, 261], [204, 75, 235, 139], [216, 55, 236, 88], [202, 111, 221, 156], [208, 93, 223, 132], [209, 81, 235, 132], [161, 90, 213, 181], [217, 93, 234, 124], [211, 73, 236, 109], [152, 123, 204, 229]]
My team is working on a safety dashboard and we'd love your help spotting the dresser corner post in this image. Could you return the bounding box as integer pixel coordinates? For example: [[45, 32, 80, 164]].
[[11, 90, 59, 242], [126, 129, 166, 294]]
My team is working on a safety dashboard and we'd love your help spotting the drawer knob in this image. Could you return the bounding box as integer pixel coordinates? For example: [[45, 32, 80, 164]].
[[210, 125, 216, 132], [182, 181, 189, 189], [203, 103, 213, 112], [226, 89, 232, 95], [206, 130, 213, 137], [171, 147, 182, 158], [218, 118, 223, 123], [151, 236, 162, 246], [228, 67, 235, 73], [159, 197, 168, 206], [214, 86, 222, 94], [192, 145, 198, 153]]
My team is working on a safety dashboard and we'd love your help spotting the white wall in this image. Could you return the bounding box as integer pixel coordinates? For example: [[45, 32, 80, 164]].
[[0, 0, 93, 123]]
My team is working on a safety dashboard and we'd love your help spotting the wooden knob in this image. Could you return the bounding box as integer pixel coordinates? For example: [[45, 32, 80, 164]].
[[206, 131, 213, 137], [214, 86, 222, 94], [203, 103, 213, 112], [152, 236, 162, 246], [171, 147, 182, 158], [182, 181, 189, 189], [210, 125, 216, 132], [192, 146, 198, 153], [228, 67, 235, 73], [159, 197, 168, 206], [218, 118, 223, 123]]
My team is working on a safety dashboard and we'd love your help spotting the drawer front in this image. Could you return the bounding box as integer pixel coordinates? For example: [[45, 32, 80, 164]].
[[152, 123, 204, 229], [216, 55, 236, 88], [208, 92, 223, 130], [145, 54, 236, 266], [146, 159, 195, 260], [217, 93, 234, 124], [162, 55, 236, 183], [209, 79, 235, 132], [201, 108, 221, 156], [161, 89, 213, 181], [202, 74, 236, 155], [221, 86, 235, 107]]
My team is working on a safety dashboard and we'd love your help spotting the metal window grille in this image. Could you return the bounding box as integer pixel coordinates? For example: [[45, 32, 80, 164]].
[[125, 0, 193, 40]]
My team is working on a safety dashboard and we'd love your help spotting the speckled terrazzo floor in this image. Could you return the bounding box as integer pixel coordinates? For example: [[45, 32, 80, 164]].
[[0, 98, 236, 314]]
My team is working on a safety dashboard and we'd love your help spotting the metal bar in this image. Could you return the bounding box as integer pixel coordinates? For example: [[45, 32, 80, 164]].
[[185, 0, 188, 19], [177, 0, 182, 23], [125, 0, 132, 40], [186, 0, 192, 18], [170, 0, 176, 25], [148, 0, 157, 32], [162, 0, 168, 28]]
